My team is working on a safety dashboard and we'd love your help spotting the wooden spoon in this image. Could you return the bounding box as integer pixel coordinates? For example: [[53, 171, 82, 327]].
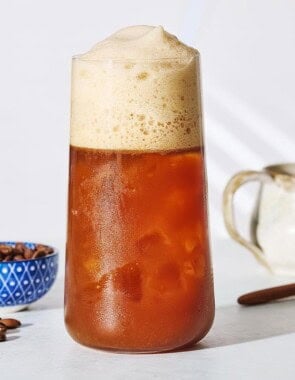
[[238, 283, 295, 306]]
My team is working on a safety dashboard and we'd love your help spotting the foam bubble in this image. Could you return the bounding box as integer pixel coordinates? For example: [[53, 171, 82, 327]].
[[70, 26, 203, 151]]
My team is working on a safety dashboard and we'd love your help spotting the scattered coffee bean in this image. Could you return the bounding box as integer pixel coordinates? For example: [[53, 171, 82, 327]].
[[0, 243, 54, 262], [0, 318, 21, 329], [0, 323, 7, 333], [0, 317, 22, 343]]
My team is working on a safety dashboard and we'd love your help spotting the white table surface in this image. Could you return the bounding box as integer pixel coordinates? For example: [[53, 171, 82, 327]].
[[1, 238, 295, 380]]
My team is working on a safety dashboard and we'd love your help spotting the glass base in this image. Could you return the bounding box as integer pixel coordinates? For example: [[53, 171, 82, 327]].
[[66, 326, 201, 354]]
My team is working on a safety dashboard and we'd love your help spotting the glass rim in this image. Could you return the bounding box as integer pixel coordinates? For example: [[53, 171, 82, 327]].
[[72, 53, 199, 63]]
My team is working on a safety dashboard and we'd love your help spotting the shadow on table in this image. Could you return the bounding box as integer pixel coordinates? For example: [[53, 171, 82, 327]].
[[6, 335, 20, 342], [191, 299, 295, 351]]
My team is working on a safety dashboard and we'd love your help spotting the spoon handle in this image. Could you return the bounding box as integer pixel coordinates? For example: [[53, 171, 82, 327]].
[[238, 283, 295, 305]]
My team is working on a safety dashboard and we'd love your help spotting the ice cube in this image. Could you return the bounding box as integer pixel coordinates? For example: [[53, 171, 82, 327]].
[[183, 251, 205, 279], [149, 262, 181, 293], [112, 262, 142, 302], [136, 231, 169, 255]]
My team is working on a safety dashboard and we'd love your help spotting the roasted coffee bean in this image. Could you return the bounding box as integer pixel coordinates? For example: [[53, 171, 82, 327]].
[[15, 242, 25, 251], [33, 250, 46, 259], [0, 317, 22, 343], [35, 246, 46, 254], [0, 323, 7, 333], [3, 255, 13, 262], [14, 255, 24, 261], [0, 243, 54, 262], [36, 244, 45, 251], [0, 245, 13, 255], [36, 244, 53, 254], [24, 248, 33, 260], [44, 246, 54, 255], [0, 318, 21, 329], [13, 242, 25, 255]]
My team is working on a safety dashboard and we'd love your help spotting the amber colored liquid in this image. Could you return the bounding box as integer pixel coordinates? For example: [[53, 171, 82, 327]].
[[65, 146, 214, 352]]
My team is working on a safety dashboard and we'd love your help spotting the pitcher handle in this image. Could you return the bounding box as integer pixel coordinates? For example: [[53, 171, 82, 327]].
[[223, 170, 273, 272]]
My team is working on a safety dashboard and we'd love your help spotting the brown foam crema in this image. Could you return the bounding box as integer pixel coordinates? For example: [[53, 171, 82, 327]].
[[70, 26, 203, 151]]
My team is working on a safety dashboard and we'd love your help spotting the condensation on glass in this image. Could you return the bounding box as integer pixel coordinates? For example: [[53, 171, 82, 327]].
[[65, 26, 214, 352]]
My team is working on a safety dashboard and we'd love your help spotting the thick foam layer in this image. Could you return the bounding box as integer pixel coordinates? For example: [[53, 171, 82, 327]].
[[70, 26, 203, 151]]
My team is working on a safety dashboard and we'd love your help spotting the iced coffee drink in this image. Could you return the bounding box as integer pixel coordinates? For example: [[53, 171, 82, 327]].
[[65, 25, 214, 352]]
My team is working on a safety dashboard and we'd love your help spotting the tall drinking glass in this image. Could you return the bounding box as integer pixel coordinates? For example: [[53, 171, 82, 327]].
[[65, 30, 214, 352]]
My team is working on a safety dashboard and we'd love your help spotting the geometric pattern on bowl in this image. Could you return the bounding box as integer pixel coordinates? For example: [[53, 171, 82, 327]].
[[0, 242, 58, 307]]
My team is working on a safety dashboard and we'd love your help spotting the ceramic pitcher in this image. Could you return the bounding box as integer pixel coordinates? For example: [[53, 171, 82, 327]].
[[223, 164, 295, 275]]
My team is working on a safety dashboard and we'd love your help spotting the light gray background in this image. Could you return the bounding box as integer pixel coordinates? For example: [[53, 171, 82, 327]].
[[1, 3, 295, 379], [0, 0, 294, 249]]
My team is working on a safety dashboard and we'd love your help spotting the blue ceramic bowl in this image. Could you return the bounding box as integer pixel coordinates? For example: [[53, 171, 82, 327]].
[[0, 242, 58, 313]]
